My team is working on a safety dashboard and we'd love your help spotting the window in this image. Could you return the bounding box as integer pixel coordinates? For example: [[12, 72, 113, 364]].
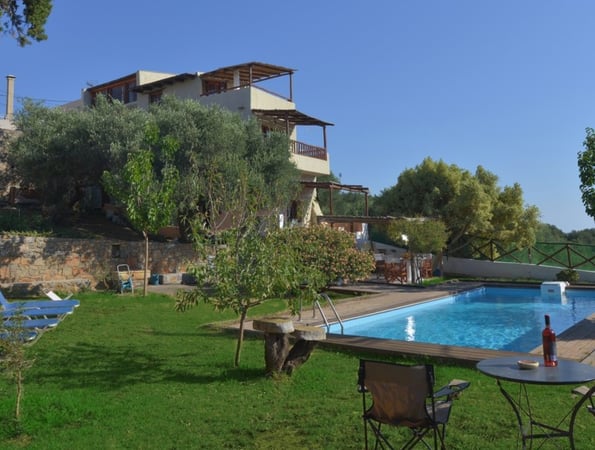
[[90, 77, 137, 105], [109, 85, 124, 102], [126, 82, 137, 103], [149, 90, 163, 104], [203, 79, 227, 95]]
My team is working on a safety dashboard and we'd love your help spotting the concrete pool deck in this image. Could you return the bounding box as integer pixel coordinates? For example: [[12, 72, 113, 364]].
[[262, 281, 595, 367]]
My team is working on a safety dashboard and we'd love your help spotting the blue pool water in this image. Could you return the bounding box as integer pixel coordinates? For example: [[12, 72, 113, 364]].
[[327, 286, 595, 352]]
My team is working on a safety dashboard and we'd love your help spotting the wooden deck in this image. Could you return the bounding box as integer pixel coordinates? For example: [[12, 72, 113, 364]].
[[320, 334, 527, 368]]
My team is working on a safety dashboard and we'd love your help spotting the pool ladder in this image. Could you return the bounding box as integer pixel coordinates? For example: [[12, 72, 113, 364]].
[[314, 293, 344, 334]]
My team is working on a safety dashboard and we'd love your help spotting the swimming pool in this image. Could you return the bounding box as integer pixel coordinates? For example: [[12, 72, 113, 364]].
[[327, 286, 595, 352]]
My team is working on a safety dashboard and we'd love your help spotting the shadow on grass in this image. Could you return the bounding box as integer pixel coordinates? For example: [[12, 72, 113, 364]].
[[27, 331, 266, 390]]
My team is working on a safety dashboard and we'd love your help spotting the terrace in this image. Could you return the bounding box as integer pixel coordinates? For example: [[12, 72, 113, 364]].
[[198, 62, 333, 167]]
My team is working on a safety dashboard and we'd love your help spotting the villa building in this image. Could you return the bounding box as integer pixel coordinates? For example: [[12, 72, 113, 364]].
[[74, 62, 334, 226]]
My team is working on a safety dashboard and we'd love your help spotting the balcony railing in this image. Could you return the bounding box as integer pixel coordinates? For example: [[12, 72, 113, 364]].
[[290, 140, 327, 161]]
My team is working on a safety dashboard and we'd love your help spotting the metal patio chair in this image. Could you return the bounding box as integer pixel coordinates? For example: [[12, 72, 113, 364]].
[[116, 264, 134, 294], [357, 359, 470, 449]]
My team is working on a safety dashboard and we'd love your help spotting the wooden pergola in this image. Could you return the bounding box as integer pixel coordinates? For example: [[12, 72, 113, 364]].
[[301, 181, 370, 216], [200, 62, 296, 100]]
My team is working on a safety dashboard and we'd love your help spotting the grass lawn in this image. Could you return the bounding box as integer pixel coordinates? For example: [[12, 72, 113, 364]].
[[0, 291, 593, 449]]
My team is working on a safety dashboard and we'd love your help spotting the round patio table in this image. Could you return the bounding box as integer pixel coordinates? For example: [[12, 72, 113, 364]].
[[477, 356, 595, 449]]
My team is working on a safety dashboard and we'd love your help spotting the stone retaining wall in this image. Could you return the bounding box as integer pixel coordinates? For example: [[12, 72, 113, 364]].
[[0, 235, 198, 295]]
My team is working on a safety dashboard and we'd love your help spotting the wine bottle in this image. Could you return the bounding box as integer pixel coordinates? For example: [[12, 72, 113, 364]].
[[542, 314, 558, 367]]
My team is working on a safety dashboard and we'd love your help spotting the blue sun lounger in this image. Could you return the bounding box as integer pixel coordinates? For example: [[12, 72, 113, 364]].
[[1, 316, 61, 345], [2, 306, 74, 319], [2, 317, 61, 330], [0, 329, 39, 343], [0, 290, 80, 312]]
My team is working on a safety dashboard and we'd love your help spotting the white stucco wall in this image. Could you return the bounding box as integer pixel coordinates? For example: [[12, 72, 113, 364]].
[[442, 256, 595, 283], [198, 88, 252, 119], [250, 87, 295, 110], [291, 153, 330, 176], [0, 118, 15, 130], [167, 77, 201, 100]]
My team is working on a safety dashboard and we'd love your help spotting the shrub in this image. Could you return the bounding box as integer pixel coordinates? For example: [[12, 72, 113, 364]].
[[556, 269, 579, 283], [278, 225, 375, 286]]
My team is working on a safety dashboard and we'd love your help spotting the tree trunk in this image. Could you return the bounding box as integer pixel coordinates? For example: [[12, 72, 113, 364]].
[[143, 231, 149, 297], [282, 340, 318, 375], [15, 369, 23, 421], [234, 308, 247, 367]]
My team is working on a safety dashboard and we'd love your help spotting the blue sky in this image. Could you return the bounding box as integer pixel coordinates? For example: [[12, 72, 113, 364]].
[[2, 0, 595, 232]]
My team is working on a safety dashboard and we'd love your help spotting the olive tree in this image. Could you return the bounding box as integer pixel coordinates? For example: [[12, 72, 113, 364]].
[[386, 218, 448, 282], [177, 224, 313, 368], [9, 97, 147, 222], [0, 314, 34, 428], [175, 163, 311, 367], [102, 125, 179, 296], [166, 98, 306, 367], [150, 97, 299, 240], [578, 127, 595, 221], [373, 157, 539, 255]]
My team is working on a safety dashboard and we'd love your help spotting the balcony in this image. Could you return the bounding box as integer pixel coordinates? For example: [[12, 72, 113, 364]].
[[290, 140, 327, 161]]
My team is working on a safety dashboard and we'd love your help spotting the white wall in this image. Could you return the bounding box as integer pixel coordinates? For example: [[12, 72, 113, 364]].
[[291, 153, 330, 176], [442, 256, 595, 283], [0, 118, 15, 130], [198, 88, 252, 119]]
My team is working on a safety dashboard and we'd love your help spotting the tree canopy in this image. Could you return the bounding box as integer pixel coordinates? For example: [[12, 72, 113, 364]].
[[8, 96, 300, 236], [1, 0, 52, 46], [149, 97, 299, 239], [372, 157, 539, 254], [578, 127, 595, 223], [9, 97, 147, 222], [102, 125, 179, 295]]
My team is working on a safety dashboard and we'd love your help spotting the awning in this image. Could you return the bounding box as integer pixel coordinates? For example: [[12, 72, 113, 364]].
[[199, 62, 295, 84], [253, 109, 333, 127], [300, 181, 367, 193]]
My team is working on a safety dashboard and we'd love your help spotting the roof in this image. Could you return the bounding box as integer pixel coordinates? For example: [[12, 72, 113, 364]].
[[134, 73, 198, 93], [199, 62, 295, 84], [86, 72, 137, 92], [253, 109, 334, 127]]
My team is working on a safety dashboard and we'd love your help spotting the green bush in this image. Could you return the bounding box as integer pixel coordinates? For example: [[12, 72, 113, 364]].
[[0, 209, 50, 234], [278, 225, 375, 286], [556, 269, 579, 283]]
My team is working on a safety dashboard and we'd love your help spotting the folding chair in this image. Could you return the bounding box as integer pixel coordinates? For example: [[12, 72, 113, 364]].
[[357, 359, 470, 450]]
